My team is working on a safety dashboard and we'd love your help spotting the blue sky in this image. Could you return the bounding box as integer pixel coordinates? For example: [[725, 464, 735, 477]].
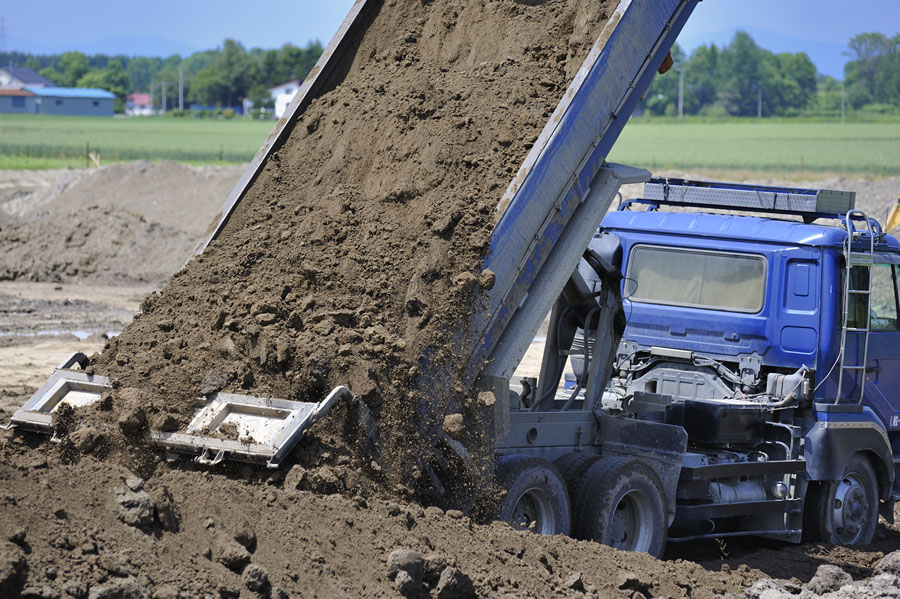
[[2, 1, 898, 78]]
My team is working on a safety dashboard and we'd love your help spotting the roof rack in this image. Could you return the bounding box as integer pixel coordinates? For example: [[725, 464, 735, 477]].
[[623, 178, 856, 223]]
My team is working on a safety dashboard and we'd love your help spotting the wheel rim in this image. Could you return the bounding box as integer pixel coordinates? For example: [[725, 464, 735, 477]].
[[510, 486, 556, 534], [609, 490, 654, 552], [832, 472, 870, 544]]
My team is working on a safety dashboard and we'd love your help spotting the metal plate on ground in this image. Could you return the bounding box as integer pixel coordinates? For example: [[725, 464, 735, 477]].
[[7, 369, 113, 432], [151, 387, 349, 468]]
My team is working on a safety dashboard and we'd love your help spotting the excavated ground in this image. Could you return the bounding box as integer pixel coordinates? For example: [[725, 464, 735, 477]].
[[2, 163, 900, 599]]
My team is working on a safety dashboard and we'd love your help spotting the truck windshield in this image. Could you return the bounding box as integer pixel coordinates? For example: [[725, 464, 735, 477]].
[[625, 246, 766, 313]]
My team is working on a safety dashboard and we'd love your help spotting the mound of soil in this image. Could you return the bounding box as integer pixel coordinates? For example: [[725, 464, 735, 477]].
[[0, 161, 242, 285], [94, 0, 616, 482], [0, 430, 763, 599], [0, 206, 188, 283]]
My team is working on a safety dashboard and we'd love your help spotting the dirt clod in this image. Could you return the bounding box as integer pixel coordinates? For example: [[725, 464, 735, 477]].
[[148, 485, 179, 533], [231, 519, 257, 553], [114, 480, 155, 531], [0, 541, 26, 594], [566, 571, 586, 591], [241, 564, 269, 593], [211, 534, 251, 573], [806, 564, 853, 595], [63, 581, 89, 599], [435, 566, 476, 599], [388, 548, 426, 582], [22, 586, 61, 599], [87, 577, 151, 599], [395, 569, 426, 599], [875, 550, 900, 576]]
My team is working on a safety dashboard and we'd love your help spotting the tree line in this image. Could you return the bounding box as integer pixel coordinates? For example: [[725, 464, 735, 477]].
[[4, 30, 898, 118], [645, 30, 900, 118], [0, 39, 323, 113]]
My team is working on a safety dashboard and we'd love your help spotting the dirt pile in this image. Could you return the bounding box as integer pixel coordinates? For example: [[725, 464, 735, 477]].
[[0, 162, 242, 285], [6, 429, 900, 599], [737, 554, 900, 599], [94, 0, 616, 480], [0, 431, 768, 599]]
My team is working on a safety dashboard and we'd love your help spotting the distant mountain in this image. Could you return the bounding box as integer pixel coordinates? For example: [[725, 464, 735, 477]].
[[8, 34, 200, 58], [676, 25, 849, 80]]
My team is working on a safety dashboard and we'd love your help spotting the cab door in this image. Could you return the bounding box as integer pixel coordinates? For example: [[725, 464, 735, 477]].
[[862, 260, 900, 432]]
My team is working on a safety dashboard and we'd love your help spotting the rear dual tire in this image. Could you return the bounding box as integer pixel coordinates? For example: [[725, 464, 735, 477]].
[[572, 457, 668, 557], [495, 455, 571, 536]]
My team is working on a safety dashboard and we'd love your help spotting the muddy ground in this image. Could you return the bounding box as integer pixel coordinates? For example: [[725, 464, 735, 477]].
[[2, 164, 900, 598]]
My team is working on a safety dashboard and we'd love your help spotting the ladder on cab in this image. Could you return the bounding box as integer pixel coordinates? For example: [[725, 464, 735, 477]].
[[836, 210, 876, 404]]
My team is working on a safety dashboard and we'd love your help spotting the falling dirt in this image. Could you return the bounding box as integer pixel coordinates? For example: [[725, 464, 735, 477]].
[[93, 0, 618, 485]]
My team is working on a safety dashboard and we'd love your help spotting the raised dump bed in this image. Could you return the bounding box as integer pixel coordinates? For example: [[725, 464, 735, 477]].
[[16, 0, 700, 471]]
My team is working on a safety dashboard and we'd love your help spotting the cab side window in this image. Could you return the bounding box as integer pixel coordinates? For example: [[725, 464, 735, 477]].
[[870, 264, 900, 330]]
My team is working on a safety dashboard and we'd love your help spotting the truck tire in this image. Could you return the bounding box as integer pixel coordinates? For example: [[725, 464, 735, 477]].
[[495, 455, 571, 536], [803, 453, 879, 546], [572, 457, 667, 557], [554, 452, 600, 495]]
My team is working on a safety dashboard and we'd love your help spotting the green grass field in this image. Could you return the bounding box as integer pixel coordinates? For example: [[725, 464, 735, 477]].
[[0, 114, 274, 168], [1, 114, 899, 174], [609, 119, 900, 175]]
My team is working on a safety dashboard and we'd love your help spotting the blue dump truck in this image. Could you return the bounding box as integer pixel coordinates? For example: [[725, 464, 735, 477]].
[[11, 0, 897, 561], [493, 179, 900, 557]]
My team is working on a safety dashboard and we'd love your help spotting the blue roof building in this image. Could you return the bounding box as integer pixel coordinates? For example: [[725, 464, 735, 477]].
[[22, 86, 116, 117]]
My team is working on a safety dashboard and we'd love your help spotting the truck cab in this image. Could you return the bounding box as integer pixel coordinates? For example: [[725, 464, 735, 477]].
[[493, 178, 900, 556]]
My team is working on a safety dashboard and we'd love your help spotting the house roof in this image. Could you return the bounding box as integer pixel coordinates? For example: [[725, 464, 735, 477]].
[[127, 92, 151, 105], [0, 88, 35, 97], [25, 86, 116, 99], [1, 66, 55, 86]]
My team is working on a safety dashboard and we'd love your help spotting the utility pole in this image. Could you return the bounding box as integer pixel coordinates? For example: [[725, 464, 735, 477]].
[[677, 67, 684, 119], [0, 15, 8, 68], [841, 81, 846, 124], [757, 86, 762, 119], [178, 63, 183, 111], [162, 80, 167, 114]]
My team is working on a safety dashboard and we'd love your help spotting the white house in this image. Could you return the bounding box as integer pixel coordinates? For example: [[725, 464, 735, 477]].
[[241, 79, 303, 119], [0, 66, 55, 88], [269, 80, 302, 118]]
